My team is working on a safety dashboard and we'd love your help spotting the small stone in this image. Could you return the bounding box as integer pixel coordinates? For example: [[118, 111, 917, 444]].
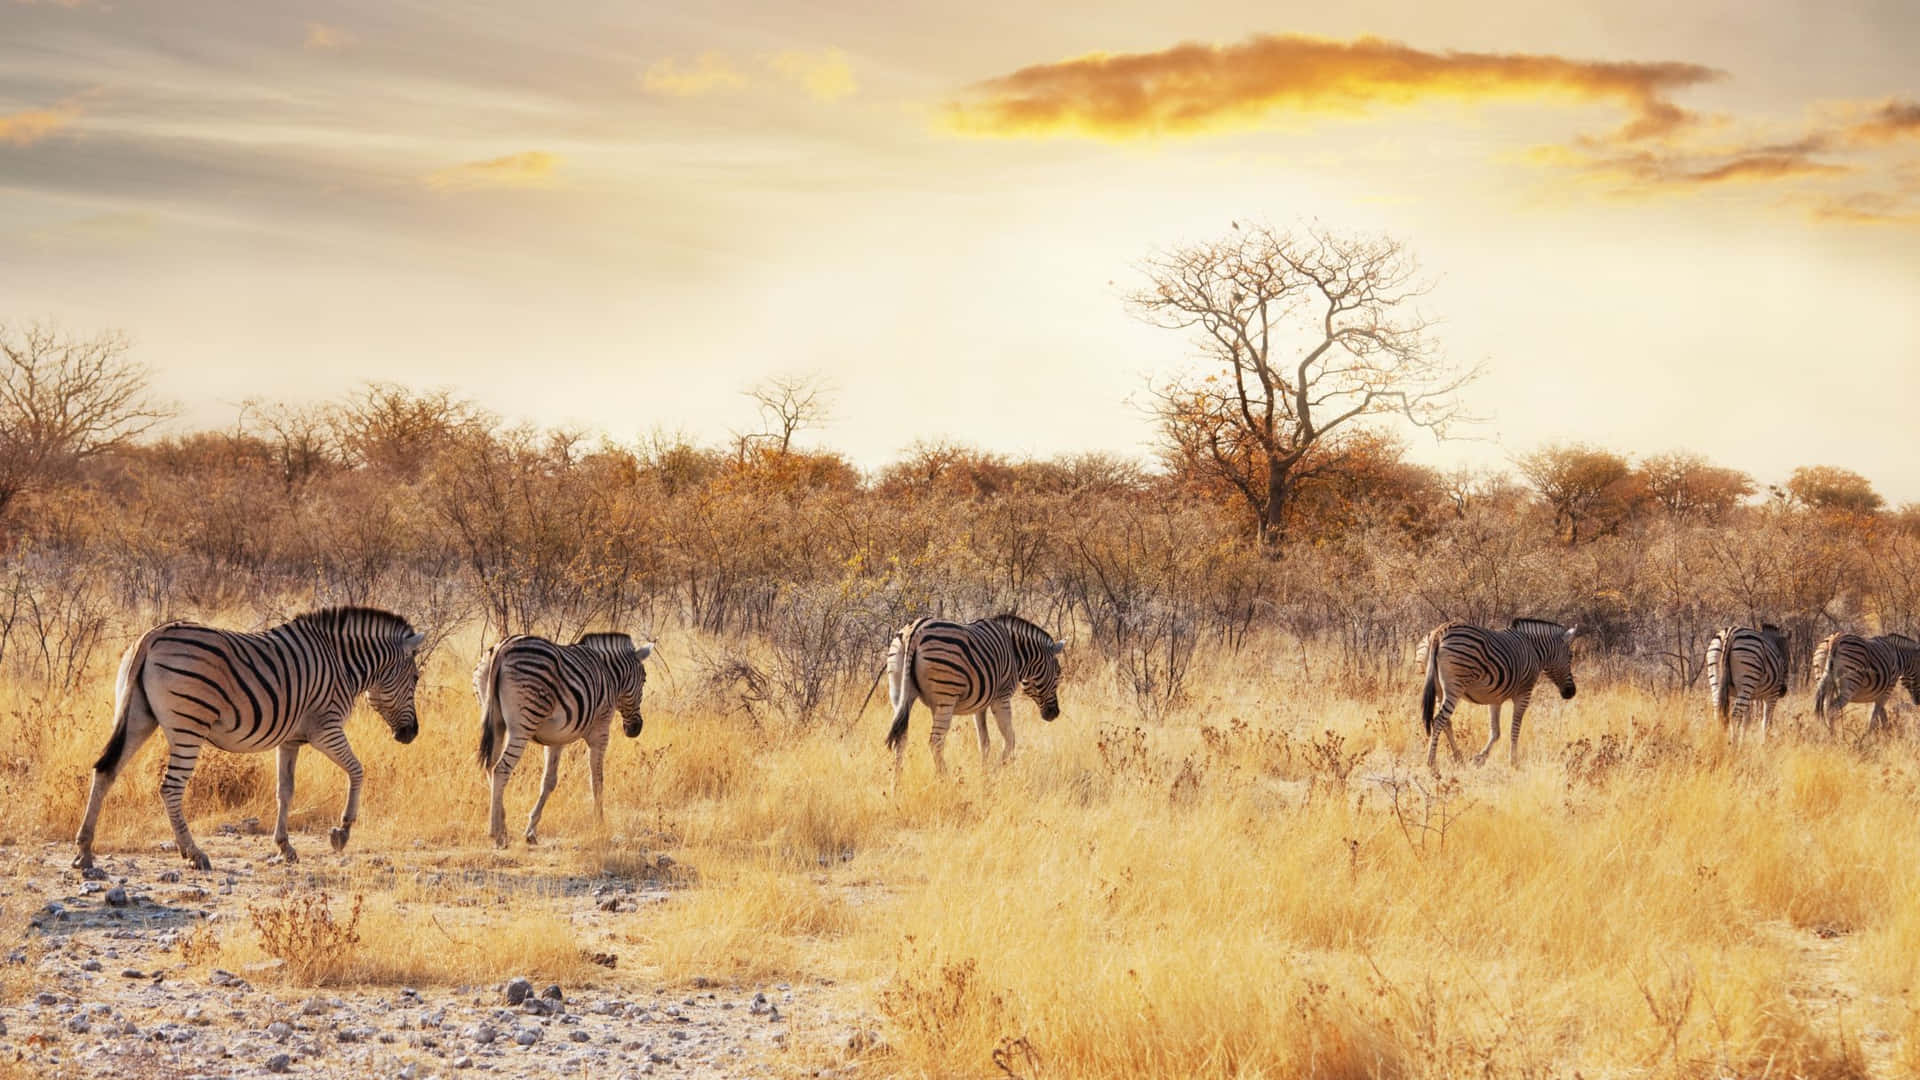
[[66, 1014, 90, 1034], [452, 1055, 473, 1069], [209, 969, 236, 986], [35, 991, 58, 1005], [472, 1022, 497, 1045], [398, 1065, 419, 1080], [158, 870, 181, 883], [122, 968, 147, 979], [301, 996, 329, 1016], [268, 1021, 292, 1042], [80, 959, 103, 973], [514, 1026, 541, 1046], [104, 886, 130, 906], [748, 993, 769, 1015], [80, 866, 109, 882], [568, 1030, 589, 1043], [504, 977, 533, 1006], [266, 1052, 292, 1073], [541, 984, 563, 1002], [648, 1051, 673, 1065]]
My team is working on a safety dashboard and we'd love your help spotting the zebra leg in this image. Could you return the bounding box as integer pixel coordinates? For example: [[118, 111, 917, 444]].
[[489, 730, 529, 848], [1426, 695, 1460, 770], [992, 700, 1017, 765], [586, 729, 609, 833], [158, 738, 211, 871], [1506, 692, 1534, 767], [975, 712, 992, 770], [526, 743, 563, 845], [73, 692, 161, 870], [927, 705, 954, 777], [1472, 702, 1503, 766], [273, 744, 300, 863], [309, 726, 363, 853]]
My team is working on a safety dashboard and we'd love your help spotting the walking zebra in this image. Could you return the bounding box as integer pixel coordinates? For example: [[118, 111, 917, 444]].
[[1419, 618, 1577, 769], [74, 607, 427, 871], [1811, 631, 1920, 736], [475, 632, 653, 847], [1706, 624, 1789, 740], [885, 614, 1065, 776]]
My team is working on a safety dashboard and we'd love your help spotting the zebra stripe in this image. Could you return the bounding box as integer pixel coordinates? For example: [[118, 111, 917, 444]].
[[885, 613, 1066, 777], [1811, 631, 1920, 736], [73, 607, 426, 871], [476, 632, 652, 847], [1419, 618, 1577, 770], [1706, 624, 1788, 740]]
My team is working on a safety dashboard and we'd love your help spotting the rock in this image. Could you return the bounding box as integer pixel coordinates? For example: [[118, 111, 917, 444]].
[[266, 1053, 292, 1073], [648, 1051, 673, 1064], [80, 866, 109, 882], [569, 1030, 589, 1043], [268, 1021, 292, 1042], [158, 870, 181, 883], [80, 959, 103, 972], [504, 977, 533, 1006], [301, 996, 329, 1016], [122, 968, 147, 979], [514, 1026, 541, 1047], [452, 1055, 474, 1069], [35, 991, 59, 1005], [749, 993, 769, 1015], [104, 886, 130, 906], [541, 984, 563, 1002], [184, 1004, 208, 1025], [398, 1065, 419, 1080], [209, 969, 238, 987], [471, 1022, 497, 1045], [66, 1014, 90, 1034]]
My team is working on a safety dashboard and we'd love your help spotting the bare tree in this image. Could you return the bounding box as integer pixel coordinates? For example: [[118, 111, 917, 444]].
[[332, 382, 490, 479], [1131, 222, 1476, 549], [0, 323, 171, 519], [738, 372, 835, 456], [239, 398, 337, 494]]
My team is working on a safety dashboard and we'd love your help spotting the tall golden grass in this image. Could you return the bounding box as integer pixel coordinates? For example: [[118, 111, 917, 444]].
[[7, 625, 1916, 1077]]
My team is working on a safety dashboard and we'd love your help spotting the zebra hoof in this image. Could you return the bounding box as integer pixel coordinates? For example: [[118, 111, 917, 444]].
[[278, 843, 299, 865], [491, 834, 509, 850], [524, 834, 539, 846], [185, 850, 212, 872], [329, 827, 349, 852], [72, 852, 94, 871]]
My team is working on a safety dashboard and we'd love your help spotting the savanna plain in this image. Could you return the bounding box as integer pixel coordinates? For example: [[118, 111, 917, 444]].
[[4, 631, 1914, 1080]]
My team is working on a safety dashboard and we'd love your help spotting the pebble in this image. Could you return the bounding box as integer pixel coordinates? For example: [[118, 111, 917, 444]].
[[471, 1022, 497, 1045], [541, 984, 564, 1002], [452, 1055, 473, 1069], [504, 977, 534, 1006], [80, 959, 103, 972], [514, 1026, 541, 1046], [104, 886, 130, 906], [266, 1052, 292, 1073], [269, 1021, 292, 1041]]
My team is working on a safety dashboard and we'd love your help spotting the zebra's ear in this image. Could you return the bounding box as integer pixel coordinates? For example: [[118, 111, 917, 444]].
[[1049, 639, 1068, 655], [401, 630, 427, 653], [634, 642, 655, 661], [1563, 626, 1579, 641]]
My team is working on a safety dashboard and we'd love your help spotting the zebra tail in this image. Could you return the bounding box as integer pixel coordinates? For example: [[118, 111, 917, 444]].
[[1709, 631, 1732, 722], [1419, 628, 1441, 736], [94, 627, 163, 774], [477, 644, 509, 771], [1810, 637, 1835, 720], [885, 639, 919, 752]]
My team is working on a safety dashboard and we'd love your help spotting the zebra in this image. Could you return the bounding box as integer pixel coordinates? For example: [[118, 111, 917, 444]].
[[74, 607, 426, 871], [1811, 631, 1920, 737], [1705, 624, 1789, 740], [1419, 618, 1577, 770], [475, 632, 653, 847], [885, 613, 1065, 777]]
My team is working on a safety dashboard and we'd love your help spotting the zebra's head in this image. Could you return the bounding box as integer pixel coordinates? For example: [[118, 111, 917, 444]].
[[368, 628, 428, 744], [1885, 633, 1920, 703], [582, 633, 653, 737], [1512, 618, 1578, 700], [994, 614, 1068, 721]]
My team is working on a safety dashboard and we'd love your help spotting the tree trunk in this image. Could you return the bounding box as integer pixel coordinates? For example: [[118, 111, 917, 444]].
[[1261, 459, 1291, 553]]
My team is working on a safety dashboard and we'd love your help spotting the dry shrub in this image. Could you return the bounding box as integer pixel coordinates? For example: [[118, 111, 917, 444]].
[[248, 890, 363, 984], [183, 750, 270, 816]]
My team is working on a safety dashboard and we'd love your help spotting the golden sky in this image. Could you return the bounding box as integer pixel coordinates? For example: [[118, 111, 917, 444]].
[[3, 1, 1918, 495]]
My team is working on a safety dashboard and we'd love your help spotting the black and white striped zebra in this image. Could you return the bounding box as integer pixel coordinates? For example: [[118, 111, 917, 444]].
[[475, 632, 653, 847], [1706, 624, 1789, 740], [1811, 631, 1920, 736], [1419, 618, 1578, 769], [885, 614, 1065, 776], [74, 607, 426, 871]]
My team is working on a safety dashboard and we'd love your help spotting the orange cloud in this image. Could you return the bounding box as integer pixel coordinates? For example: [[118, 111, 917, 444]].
[[1535, 142, 1852, 194], [304, 23, 354, 50], [0, 100, 82, 146], [770, 48, 856, 102], [423, 151, 562, 192], [642, 53, 748, 97], [944, 33, 1720, 143], [1843, 99, 1920, 145]]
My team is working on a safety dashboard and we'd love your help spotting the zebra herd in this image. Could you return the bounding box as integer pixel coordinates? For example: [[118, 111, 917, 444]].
[[65, 605, 1920, 870]]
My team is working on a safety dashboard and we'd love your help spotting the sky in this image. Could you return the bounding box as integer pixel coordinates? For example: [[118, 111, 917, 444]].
[[3, 0, 1918, 496]]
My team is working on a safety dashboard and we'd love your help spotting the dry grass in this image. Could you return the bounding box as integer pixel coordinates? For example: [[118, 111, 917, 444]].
[[8, 627, 1920, 1076]]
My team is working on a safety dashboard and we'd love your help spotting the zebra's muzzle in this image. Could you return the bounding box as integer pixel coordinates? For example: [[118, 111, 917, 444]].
[[623, 716, 644, 738], [1560, 685, 1577, 701], [1040, 703, 1060, 721], [394, 722, 419, 744]]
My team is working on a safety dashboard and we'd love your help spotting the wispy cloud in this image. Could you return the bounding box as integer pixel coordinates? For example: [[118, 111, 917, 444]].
[[423, 151, 562, 192], [942, 33, 1720, 143], [0, 98, 82, 146], [642, 52, 748, 97], [304, 23, 354, 51], [770, 48, 856, 102], [1841, 98, 1920, 145]]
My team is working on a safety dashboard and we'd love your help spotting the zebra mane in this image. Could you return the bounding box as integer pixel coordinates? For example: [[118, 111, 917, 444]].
[[989, 612, 1052, 639], [577, 632, 641, 657], [1509, 617, 1570, 637], [1759, 623, 1784, 634], [1882, 632, 1920, 650], [289, 606, 416, 641]]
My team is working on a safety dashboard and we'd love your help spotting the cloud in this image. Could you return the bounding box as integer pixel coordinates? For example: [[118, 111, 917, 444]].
[[423, 151, 562, 192], [943, 33, 1720, 143], [1842, 99, 1920, 145], [769, 48, 856, 102], [0, 99, 82, 146], [304, 23, 354, 50], [1808, 191, 1920, 226], [642, 52, 748, 97]]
